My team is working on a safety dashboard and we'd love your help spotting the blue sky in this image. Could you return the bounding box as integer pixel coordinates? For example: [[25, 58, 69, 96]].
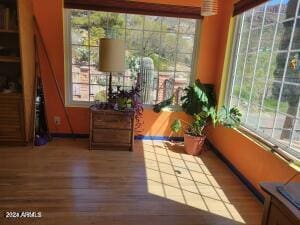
[[268, 0, 289, 5]]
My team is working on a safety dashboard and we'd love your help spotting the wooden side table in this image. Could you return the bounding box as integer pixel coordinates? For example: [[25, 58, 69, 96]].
[[89, 106, 134, 151], [260, 182, 300, 225]]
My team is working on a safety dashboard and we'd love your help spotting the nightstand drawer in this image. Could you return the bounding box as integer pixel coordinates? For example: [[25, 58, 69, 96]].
[[93, 114, 132, 129], [93, 129, 131, 144], [90, 108, 134, 151]]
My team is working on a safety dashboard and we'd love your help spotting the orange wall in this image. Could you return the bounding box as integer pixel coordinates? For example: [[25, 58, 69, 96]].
[[32, 0, 197, 136], [209, 127, 300, 193], [32, 0, 299, 194]]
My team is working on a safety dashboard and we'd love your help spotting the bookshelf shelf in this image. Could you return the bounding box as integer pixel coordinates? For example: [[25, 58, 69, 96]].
[[0, 29, 18, 33], [0, 0, 18, 31], [0, 55, 20, 62]]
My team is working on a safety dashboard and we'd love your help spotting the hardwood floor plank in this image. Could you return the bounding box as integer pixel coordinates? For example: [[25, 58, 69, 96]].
[[0, 139, 263, 225]]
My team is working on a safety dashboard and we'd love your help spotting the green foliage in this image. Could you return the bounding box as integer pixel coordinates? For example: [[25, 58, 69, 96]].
[[188, 114, 207, 136], [71, 10, 194, 75], [216, 106, 242, 128], [89, 27, 105, 46], [181, 79, 216, 116], [171, 119, 181, 133], [126, 55, 140, 78], [171, 113, 207, 137], [170, 79, 242, 137], [71, 10, 126, 65], [153, 96, 174, 113], [94, 90, 106, 102], [74, 47, 89, 65]]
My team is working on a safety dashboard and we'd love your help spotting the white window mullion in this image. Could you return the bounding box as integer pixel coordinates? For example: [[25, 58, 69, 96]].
[[105, 12, 109, 99], [156, 17, 163, 103], [124, 14, 128, 91], [257, 1, 283, 130], [229, 15, 245, 107], [237, 9, 255, 110], [289, 98, 300, 148], [245, 5, 267, 124], [271, 0, 300, 138], [173, 18, 181, 94], [88, 11, 91, 102], [287, 1, 300, 147]]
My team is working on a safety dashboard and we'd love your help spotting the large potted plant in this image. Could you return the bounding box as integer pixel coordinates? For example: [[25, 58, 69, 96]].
[[171, 113, 207, 155], [170, 79, 242, 155]]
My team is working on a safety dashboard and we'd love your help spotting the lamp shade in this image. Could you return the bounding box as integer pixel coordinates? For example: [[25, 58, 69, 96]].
[[201, 0, 218, 16], [99, 38, 125, 72]]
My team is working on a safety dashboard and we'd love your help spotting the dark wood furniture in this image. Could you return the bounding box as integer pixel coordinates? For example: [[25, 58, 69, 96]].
[[260, 182, 300, 225], [0, 93, 24, 143], [89, 106, 134, 151], [0, 0, 35, 145]]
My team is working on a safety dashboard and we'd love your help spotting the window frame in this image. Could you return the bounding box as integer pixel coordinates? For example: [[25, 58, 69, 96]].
[[225, 0, 300, 161], [63, 9, 201, 108]]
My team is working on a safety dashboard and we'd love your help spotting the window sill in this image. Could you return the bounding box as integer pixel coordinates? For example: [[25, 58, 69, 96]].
[[65, 101, 91, 108], [143, 104, 183, 112], [236, 126, 300, 172], [65, 102, 184, 112]]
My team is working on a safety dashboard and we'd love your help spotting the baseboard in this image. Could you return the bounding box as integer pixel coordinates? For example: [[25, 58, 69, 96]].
[[206, 141, 265, 203], [51, 133, 89, 138]]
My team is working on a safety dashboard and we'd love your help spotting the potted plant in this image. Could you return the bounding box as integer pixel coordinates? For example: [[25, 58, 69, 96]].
[[169, 79, 241, 155], [171, 112, 207, 155], [113, 86, 144, 132]]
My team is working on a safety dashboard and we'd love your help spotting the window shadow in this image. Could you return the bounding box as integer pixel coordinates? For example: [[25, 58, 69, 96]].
[[140, 140, 263, 225], [0, 138, 263, 225]]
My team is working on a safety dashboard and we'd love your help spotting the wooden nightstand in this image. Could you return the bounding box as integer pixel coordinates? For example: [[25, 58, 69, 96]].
[[260, 182, 300, 225], [89, 106, 134, 151]]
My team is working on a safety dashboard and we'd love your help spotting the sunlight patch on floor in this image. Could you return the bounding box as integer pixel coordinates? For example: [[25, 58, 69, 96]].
[[143, 140, 245, 224]]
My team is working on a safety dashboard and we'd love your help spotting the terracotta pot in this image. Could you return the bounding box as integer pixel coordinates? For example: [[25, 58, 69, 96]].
[[184, 134, 206, 156]]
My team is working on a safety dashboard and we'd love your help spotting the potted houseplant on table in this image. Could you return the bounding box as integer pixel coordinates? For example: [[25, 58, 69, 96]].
[[155, 79, 241, 155], [113, 86, 144, 132]]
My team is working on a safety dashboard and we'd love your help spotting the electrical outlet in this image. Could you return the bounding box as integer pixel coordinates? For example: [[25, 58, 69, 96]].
[[54, 116, 61, 125]]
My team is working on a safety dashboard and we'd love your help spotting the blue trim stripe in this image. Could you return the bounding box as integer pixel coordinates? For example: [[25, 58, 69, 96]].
[[134, 135, 184, 141], [206, 141, 265, 203], [51, 133, 184, 141]]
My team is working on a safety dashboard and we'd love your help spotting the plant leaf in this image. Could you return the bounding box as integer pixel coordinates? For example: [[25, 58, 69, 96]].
[[181, 79, 216, 116], [217, 106, 241, 128], [171, 119, 182, 133]]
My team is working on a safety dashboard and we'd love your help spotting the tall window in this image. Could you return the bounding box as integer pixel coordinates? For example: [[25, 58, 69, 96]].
[[228, 0, 300, 159], [65, 9, 198, 105]]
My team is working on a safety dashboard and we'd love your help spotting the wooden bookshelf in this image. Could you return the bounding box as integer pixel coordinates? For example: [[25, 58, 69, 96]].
[[0, 92, 22, 98], [0, 0, 35, 145], [0, 55, 20, 62]]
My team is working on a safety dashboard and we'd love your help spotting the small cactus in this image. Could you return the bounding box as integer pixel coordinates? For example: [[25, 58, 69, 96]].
[[140, 57, 154, 104]]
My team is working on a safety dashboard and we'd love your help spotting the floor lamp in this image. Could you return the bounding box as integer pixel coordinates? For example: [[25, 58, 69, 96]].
[[99, 38, 125, 103]]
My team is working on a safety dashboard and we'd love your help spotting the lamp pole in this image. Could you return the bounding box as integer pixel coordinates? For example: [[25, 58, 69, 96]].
[[108, 72, 113, 103]]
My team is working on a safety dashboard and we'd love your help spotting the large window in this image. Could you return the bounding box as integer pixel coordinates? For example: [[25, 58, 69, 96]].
[[65, 9, 198, 105], [228, 0, 300, 159]]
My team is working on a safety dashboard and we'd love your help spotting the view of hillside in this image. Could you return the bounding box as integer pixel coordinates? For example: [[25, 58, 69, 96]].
[[69, 10, 196, 104], [230, 0, 300, 158]]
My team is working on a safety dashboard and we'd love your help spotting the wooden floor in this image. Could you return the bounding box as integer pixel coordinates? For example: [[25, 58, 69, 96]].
[[0, 139, 263, 225]]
